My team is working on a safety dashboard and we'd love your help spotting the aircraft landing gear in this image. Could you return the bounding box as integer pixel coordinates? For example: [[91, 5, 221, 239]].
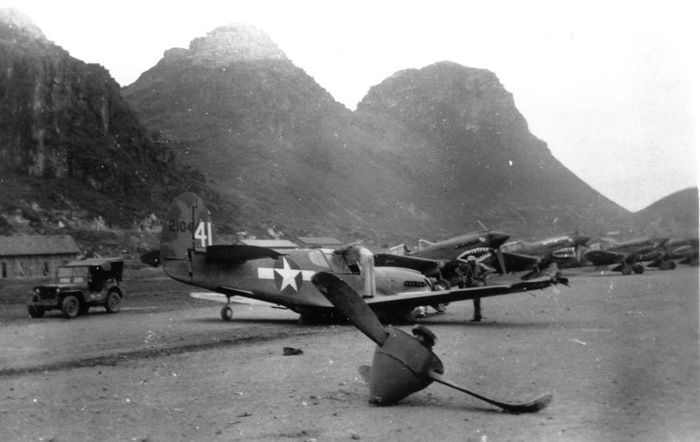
[[632, 264, 645, 274], [621, 265, 632, 275], [221, 305, 233, 321], [220, 296, 233, 321], [659, 260, 676, 270]]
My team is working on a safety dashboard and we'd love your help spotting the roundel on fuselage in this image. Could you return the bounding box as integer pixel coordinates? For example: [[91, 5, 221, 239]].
[[273, 257, 303, 293]]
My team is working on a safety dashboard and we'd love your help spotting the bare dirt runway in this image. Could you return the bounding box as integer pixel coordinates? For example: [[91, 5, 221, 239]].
[[1, 267, 698, 441]]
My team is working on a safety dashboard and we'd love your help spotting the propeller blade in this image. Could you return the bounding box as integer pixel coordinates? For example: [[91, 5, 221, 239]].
[[311, 272, 389, 346], [575, 244, 585, 263], [429, 370, 553, 413], [496, 247, 507, 274]]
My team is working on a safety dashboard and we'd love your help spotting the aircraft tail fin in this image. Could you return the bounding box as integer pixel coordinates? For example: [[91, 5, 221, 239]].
[[160, 193, 216, 280]]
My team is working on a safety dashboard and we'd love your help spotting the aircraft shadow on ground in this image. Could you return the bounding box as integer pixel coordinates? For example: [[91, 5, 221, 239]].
[[394, 396, 507, 415], [184, 316, 302, 326], [416, 317, 561, 330], [183, 314, 564, 331], [14, 311, 111, 321]]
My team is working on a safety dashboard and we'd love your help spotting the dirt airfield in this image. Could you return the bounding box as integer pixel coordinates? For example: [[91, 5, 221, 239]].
[[0, 267, 698, 441]]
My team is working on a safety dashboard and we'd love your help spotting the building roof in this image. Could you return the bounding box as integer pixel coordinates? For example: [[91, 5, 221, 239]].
[[0, 235, 81, 257], [65, 257, 123, 267]]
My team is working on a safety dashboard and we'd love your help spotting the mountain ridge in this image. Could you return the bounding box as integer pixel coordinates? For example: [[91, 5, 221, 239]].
[[123, 25, 632, 244], [0, 8, 215, 242], [632, 187, 698, 236], [4, 13, 694, 251]]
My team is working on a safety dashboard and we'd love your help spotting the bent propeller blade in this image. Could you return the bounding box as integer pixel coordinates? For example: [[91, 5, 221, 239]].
[[429, 370, 552, 413], [311, 271, 389, 346]]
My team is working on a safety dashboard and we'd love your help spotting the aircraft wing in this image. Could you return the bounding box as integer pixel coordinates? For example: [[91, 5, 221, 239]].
[[500, 251, 542, 273], [190, 292, 229, 303], [374, 253, 441, 276], [584, 249, 627, 266], [206, 244, 283, 263], [190, 292, 283, 307], [363, 276, 558, 312], [141, 244, 283, 267]]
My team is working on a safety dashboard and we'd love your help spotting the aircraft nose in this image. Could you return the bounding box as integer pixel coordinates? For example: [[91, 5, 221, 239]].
[[489, 231, 510, 247]]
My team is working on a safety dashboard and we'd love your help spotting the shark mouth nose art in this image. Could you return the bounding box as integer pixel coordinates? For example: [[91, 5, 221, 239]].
[[552, 247, 576, 259], [458, 247, 492, 262]]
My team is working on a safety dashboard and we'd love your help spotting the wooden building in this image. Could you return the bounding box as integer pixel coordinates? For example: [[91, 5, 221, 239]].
[[0, 235, 81, 279]]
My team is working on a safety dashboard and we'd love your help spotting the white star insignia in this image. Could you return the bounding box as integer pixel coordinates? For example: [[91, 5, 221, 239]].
[[275, 258, 301, 291]]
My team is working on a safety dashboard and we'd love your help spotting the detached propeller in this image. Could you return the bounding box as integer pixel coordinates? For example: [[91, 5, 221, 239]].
[[311, 272, 553, 413]]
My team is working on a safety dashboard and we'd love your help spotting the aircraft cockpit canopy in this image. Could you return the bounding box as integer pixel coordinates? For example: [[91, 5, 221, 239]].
[[307, 246, 366, 275]]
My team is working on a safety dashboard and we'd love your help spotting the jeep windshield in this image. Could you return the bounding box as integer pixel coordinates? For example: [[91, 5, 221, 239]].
[[57, 266, 88, 284]]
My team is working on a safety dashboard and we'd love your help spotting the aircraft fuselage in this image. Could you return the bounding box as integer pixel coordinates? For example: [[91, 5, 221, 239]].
[[164, 246, 430, 316], [413, 231, 509, 263]]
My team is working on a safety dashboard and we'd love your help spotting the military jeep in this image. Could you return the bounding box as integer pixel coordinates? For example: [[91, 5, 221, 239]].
[[27, 258, 124, 319]]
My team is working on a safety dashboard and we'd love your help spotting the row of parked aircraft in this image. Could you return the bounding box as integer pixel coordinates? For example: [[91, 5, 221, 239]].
[[386, 227, 697, 277], [143, 193, 697, 323]]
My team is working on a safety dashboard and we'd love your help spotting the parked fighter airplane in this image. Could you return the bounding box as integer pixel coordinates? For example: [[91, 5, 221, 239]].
[[648, 236, 699, 268], [410, 230, 511, 263], [375, 230, 517, 319], [378, 229, 580, 283], [153, 193, 562, 322], [583, 236, 670, 275], [667, 237, 699, 266], [375, 230, 511, 285], [500, 231, 590, 276]]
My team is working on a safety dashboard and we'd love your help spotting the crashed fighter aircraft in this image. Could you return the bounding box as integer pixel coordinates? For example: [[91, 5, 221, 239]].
[[150, 193, 563, 322]]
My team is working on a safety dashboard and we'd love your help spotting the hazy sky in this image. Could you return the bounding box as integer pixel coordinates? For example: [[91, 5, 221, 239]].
[[10, 0, 698, 212]]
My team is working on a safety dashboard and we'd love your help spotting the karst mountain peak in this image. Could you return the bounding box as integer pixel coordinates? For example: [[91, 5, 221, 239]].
[[175, 23, 289, 66]]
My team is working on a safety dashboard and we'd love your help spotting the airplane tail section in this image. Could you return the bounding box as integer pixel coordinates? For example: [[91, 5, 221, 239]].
[[160, 192, 215, 281], [159, 193, 282, 282]]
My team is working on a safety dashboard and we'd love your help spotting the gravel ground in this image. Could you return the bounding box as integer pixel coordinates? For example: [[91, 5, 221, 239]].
[[0, 266, 697, 441]]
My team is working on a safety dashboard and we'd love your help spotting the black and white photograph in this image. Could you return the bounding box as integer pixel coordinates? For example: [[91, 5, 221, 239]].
[[1, 1, 697, 440]]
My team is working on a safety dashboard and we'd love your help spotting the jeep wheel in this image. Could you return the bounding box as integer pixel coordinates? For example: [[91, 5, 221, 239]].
[[28, 304, 45, 318], [61, 295, 80, 319], [105, 291, 121, 313]]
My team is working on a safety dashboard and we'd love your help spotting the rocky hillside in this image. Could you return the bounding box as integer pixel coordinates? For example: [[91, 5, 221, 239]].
[[123, 25, 631, 244], [0, 9, 212, 239], [633, 187, 698, 236], [2, 13, 651, 250], [123, 25, 413, 242], [352, 62, 631, 237]]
